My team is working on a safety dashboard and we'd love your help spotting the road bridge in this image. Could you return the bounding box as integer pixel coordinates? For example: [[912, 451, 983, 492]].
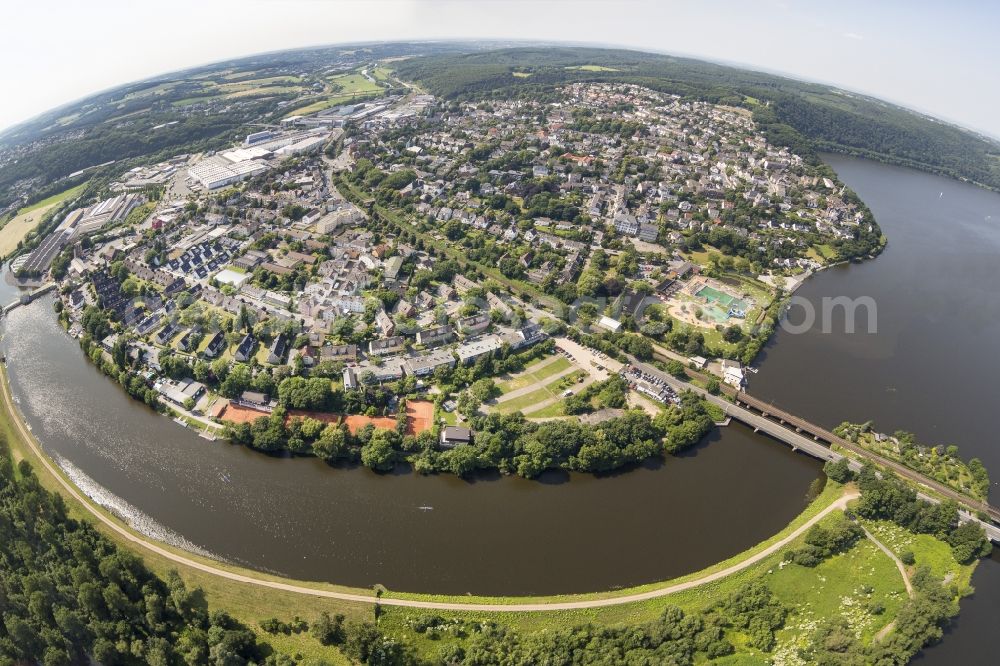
[[628, 356, 1000, 543]]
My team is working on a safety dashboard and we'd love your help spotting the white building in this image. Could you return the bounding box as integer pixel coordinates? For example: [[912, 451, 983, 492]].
[[188, 159, 268, 190]]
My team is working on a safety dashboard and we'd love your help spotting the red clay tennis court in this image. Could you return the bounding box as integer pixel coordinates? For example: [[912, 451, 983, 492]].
[[216, 399, 435, 437]]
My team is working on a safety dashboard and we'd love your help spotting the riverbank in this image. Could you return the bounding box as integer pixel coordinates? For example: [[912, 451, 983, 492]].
[[2, 358, 977, 662], [2, 306, 980, 656], [0, 358, 842, 610]]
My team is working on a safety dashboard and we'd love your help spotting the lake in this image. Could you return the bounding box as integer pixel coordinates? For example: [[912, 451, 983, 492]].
[[750, 154, 1000, 663]]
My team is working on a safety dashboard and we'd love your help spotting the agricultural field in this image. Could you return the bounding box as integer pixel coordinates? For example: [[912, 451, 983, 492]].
[[370, 65, 394, 83], [0, 183, 86, 257], [566, 64, 620, 71], [282, 71, 386, 117]]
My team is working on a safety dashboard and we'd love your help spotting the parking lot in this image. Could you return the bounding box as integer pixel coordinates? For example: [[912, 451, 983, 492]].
[[551, 336, 623, 381], [623, 365, 680, 406]]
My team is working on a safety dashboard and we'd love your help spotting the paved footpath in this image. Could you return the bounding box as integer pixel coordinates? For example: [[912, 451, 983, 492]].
[[0, 371, 860, 611], [492, 364, 580, 405]]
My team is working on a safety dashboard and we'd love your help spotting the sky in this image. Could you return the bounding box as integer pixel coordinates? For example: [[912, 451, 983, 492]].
[[2, 0, 998, 138]]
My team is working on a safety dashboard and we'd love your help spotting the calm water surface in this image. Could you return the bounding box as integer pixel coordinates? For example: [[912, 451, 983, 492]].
[[4, 154, 998, 656], [0, 295, 821, 595], [750, 154, 1000, 663]]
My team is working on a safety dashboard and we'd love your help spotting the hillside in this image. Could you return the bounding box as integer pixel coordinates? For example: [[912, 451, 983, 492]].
[[394, 47, 1000, 190], [2, 42, 998, 215], [0, 42, 472, 212]]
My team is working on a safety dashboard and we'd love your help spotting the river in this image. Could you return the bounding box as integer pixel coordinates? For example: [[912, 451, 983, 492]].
[[750, 154, 1000, 663], [0, 289, 822, 596], [2, 154, 998, 656]]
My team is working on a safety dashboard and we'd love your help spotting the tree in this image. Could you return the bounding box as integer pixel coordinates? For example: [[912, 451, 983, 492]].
[[81, 306, 110, 339], [277, 376, 333, 410], [947, 520, 992, 564], [342, 622, 390, 664], [469, 378, 501, 402], [220, 364, 252, 398], [823, 457, 854, 484], [0, 455, 268, 666], [311, 612, 345, 645], [785, 517, 863, 567], [208, 355, 229, 379], [111, 336, 129, 369], [456, 391, 482, 418], [360, 431, 397, 471], [443, 445, 480, 477], [665, 360, 687, 378]]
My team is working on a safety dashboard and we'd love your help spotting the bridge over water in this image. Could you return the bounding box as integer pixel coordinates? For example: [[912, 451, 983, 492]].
[[2, 282, 56, 315], [632, 355, 1000, 543]]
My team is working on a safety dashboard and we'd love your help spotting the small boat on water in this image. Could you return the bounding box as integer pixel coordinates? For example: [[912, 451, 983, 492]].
[[418, 506, 433, 511]]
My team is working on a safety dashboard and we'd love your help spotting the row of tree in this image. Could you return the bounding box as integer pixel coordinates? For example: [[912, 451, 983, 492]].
[[223, 389, 715, 478]]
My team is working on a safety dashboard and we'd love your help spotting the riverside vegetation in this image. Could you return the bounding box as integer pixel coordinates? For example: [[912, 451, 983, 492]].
[[225, 382, 716, 478], [71, 304, 716, 478], [833, 421, 991, 501], [1, 420, 991, 665]]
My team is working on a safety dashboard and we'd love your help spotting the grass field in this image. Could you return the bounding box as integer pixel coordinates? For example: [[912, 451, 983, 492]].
[[566, 64, 620, 71], [495, 370, 586, 413], [807, 243, 837, 262], [370, 66, 394, 83], [863, 519, 974, 590], [171, 94, 225, 107], [498, 356, 571, 393], [225, 85, 304, 99], [527, 401, 568, 418], [0, 183, 87, 256], [211, 76, 307, 100], [217, 75, 303, 89], [282, 72, 385, 117]]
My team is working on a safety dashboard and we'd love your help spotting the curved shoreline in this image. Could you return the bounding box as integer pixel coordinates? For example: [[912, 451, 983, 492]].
[[1, 360, 854, 611]]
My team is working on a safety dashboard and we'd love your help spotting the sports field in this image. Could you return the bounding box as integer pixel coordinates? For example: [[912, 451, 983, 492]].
[[695, 285, 748, 312]]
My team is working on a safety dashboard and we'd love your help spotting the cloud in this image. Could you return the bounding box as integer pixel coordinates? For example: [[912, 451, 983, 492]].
[[843, 32, 864, 41]]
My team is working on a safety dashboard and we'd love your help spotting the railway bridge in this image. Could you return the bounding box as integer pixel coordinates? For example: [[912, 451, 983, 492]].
[[630, 355, 1000, 543]]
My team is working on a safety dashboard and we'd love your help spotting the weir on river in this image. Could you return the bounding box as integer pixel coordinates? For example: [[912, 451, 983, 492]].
[[2, 281, 56, 315]]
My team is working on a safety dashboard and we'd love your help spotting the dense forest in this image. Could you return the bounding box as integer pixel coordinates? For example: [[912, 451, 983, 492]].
[[0, 434, 279, 664], [393, 47, 1000, 190]]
